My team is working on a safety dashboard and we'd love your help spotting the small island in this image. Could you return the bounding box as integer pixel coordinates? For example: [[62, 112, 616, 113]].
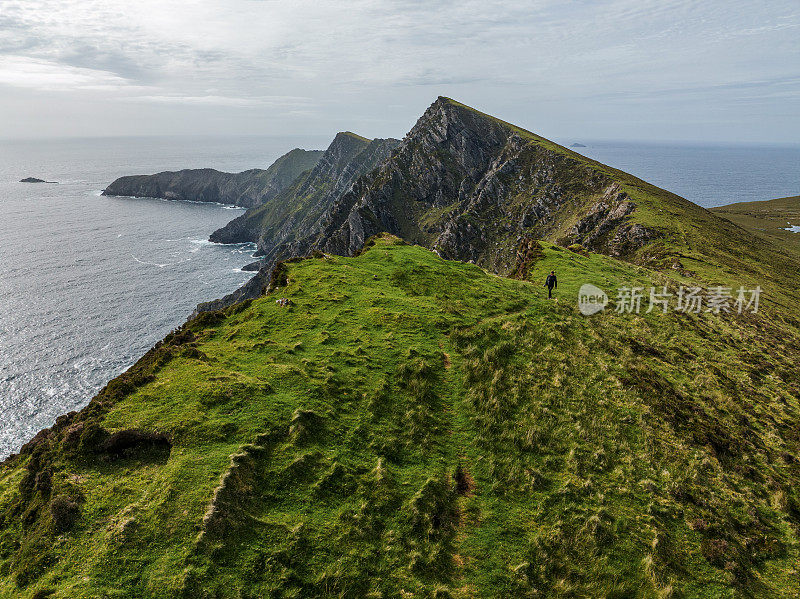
[[20, 177, 56, 183], [570, 143, 587, 148]]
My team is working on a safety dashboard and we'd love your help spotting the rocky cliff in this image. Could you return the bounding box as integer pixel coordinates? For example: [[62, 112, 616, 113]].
[[198, 133, 400, 311], [201, 98, 673, 311], [102, 148, 323, 208], [209, 132, 400, 249], [309, 98, 653, 267], [213, 97, 784, 316], [197, 97, 795, 318]]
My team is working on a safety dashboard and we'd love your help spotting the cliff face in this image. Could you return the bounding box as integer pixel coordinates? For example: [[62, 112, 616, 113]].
[[209, 133, 400, 249], [199, 133, 400, 312], [310, 98, 656, 268], [203, 97, 797, 318], [201, 98, 665, 311], [102, 148, 323, 208]]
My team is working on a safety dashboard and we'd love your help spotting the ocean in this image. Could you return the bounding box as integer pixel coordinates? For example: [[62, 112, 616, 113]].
[[0, 136, 798, 458], [564, 141, 800, 208], [0, 135, 328, 458]]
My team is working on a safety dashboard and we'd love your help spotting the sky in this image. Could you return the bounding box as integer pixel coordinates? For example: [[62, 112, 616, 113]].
[[0, 0, 798, 143]]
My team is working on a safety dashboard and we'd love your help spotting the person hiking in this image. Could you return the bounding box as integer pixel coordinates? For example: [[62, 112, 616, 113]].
[[544, 271, 557, 299]]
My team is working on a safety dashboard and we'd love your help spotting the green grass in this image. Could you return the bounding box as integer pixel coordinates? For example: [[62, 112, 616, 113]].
[[338, 131, 371, 143], [712, 195, 800, 257], [2, 234, 799, 598], [436, 98, 800, 320]]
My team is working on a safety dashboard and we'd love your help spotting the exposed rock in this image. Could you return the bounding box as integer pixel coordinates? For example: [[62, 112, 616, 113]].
[[103, 148, 323, 208], [564, 183, 657, 255], [306, 98, 654, 270], [509, 236, 546, 280], [20, 177, 55, 183], [199, 97, 664, 312], [240, 260, 262, 272], [197, 133, 400, 313], [209, 133, 400, 250], [571, 143, 587, 148]]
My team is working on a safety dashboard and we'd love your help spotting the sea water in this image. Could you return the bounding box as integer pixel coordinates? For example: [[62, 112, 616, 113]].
[[566, 141, 800, 208], [0, 135, 327, 457]]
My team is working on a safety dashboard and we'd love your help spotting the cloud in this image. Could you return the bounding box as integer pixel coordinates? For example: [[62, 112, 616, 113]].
[[129, 94, 313, 107], [0, 55, 129, 90], [0, 0, 797, 141]]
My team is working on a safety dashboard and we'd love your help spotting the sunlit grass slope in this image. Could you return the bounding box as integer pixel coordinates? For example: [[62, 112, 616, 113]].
[[1, 235, 799, 598], [438, 99, 800, 317], [712, 195, 800, 258]]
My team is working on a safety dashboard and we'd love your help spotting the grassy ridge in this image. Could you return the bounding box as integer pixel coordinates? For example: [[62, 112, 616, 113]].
[[438, 98, 800, 318], [2, 235, 799, 597], [712, 195, 800, 257]]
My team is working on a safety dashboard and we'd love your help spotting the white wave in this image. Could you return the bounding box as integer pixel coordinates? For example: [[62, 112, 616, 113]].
[[107, 194, 245, 211], [180, 199, 245, 210], [131, 254, 191, 268]]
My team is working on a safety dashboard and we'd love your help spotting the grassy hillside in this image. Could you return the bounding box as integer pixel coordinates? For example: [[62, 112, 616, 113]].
[[435, 100, 800, 316], [711, 196, 800, 257], [2, 235, 799, 598]]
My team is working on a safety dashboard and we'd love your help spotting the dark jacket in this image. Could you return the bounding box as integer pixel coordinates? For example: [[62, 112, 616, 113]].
[[545, 274, 557, 288]]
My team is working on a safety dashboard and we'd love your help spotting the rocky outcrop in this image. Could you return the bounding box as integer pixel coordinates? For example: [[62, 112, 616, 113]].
[[102, 148, 323, 208], [302, 98, 655, 271], [199, 97, 663, 312], [210, 133, 400, 246], [256, 136, 401, 257], [20, 177, 55, 183], [240, 261, 261, 272], [206, 133, 400, 270], [197, 134, 401, 313], [206, 209, 265, 244]]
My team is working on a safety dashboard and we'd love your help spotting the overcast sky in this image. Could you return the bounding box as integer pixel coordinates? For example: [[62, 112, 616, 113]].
[[0, 1, 798, 143]]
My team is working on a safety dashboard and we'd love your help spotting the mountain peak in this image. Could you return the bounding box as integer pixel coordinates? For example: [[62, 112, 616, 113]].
[[405, 97, 514, 156], [333, 130, 371, 143], [433, 95, 458, 107], [315, 131, 373, 175]]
